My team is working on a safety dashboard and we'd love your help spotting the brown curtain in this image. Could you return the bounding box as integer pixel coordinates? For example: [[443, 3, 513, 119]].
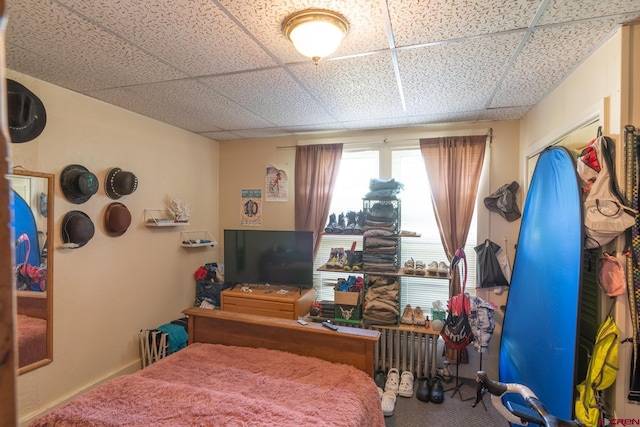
[[295, 144, 343, 258], [420, 135, 486, 298]]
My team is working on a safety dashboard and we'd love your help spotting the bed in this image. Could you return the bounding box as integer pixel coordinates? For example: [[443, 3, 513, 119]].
[[16, 314, 47, 367], [30, 308, 384, 426], [16, 291, 49, 369]]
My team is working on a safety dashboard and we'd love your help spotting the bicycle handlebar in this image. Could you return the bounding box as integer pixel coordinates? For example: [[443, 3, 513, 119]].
[[474, 371, 582, 427]]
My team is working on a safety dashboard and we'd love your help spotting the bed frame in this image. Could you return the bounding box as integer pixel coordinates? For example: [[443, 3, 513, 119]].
[[183, 308, 380, 376]]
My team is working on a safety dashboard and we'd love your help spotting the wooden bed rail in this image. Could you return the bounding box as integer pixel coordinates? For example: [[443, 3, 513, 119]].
[[183, 308, 380, 376]]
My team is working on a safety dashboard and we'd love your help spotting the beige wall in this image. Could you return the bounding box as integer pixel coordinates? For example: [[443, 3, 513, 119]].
[[9, 71, 220, 424], [521, 25, 638, 419]]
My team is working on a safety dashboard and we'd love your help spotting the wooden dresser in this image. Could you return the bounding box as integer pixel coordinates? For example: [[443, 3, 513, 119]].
[[220, 284, 316, 319]]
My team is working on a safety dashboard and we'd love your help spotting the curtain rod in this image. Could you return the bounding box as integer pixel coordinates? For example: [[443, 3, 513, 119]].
[[277, 128, 493, 149]]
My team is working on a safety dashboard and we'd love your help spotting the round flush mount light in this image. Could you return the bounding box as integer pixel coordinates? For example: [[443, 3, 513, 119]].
[[282, 9, 349, 66]]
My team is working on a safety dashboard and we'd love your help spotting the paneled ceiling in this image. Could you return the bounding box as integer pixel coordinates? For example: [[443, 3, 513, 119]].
[[5, 0, 640, 141]]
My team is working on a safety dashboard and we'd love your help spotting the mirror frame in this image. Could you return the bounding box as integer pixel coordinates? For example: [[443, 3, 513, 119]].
[[10, 169, 54, 375]]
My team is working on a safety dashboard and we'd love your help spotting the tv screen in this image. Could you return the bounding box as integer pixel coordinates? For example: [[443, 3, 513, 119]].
[[223, 229, 314, 288]]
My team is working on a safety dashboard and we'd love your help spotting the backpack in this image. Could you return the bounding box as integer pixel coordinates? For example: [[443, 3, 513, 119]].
[[575, 315, 620, 427], [441, 248, 474, 349], [577, 134, 637, 249]]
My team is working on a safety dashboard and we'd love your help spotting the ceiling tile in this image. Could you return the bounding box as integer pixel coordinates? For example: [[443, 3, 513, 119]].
[[537, 0, 640, 26], [91, 79, 273, 132], [490, 17, 628, 108], [198, 68, 335, 127], [291, 53, 405, 122], [389, 0, 540, 47], [399, 32, 524, 115], [55, 0, 278, 75], [6, 0, 186, 88]]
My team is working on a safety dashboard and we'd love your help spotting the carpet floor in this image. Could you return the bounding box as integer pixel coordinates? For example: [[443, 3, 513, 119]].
[[383, 377, 509, 427]]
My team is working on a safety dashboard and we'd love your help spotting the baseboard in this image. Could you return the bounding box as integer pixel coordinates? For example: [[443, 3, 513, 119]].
[[19, 359, 141, 426]]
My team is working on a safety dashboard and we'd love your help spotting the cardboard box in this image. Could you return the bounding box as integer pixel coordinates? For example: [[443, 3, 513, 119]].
[[334, 289, 363, 323]]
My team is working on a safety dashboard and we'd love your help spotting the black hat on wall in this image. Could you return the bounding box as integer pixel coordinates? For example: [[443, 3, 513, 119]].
[[7, 79, 47, 143], [61, 164, 99, 204], [105, 168, 138, 200], [104, 202, 132, 237], [61, 210, 95, 248]]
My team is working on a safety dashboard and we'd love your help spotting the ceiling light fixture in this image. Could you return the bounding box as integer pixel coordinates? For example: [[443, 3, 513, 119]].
[[282, 9, 349, 66]]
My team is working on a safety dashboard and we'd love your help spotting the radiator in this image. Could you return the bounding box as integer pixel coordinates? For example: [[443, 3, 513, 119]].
[[368, 326, 437, 378], [139, 329, 168, 368]]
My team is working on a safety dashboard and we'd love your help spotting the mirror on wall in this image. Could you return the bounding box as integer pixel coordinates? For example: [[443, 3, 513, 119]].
[[8, 169, 54, 374]]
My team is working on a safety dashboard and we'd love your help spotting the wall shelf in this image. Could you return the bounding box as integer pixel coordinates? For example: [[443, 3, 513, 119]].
[[180, 230, 217, 247], [144, 209, 189, 227]]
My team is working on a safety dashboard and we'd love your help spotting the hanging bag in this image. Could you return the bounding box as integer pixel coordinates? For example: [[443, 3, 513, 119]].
[[578, 132, 637, 249], [441, 248, 474, 349]]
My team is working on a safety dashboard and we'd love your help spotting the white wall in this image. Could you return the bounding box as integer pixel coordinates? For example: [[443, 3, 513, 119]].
[[9, 70, 220, 424]]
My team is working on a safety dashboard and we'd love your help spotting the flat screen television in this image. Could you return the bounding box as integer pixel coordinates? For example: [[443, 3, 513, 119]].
[[223, 229, 314, 289]]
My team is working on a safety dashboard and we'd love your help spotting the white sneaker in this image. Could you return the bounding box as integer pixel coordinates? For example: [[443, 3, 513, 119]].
[[398, 371, 414, 397], [438, 261, 449, 275], [384, 368, 400, 394], [427, 261, 439, 273]]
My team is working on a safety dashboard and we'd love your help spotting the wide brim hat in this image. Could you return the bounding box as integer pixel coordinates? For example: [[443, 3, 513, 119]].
[[61, 210, 95, 248], [61, 164, 99, 204], [105, 167, 138, 200], [104, 202, 132, 237], [7, 79, 47, 143], [484, 181, 521, 222]]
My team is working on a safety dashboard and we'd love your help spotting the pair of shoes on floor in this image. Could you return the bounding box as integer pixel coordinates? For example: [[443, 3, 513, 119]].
[[398, 371, 414, 398], [401, 304, 425, 326], [426, 261, 449, 276], [416, 376, 444, 403]]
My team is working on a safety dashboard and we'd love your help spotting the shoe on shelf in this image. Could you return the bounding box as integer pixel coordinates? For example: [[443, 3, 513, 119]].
[[430, 376, 444, 404], [400, 304, 414, 325], [381, 390, 397, 416], [324, 213, 337, 233], [413, 306, 425, 326], [415, 260, 426, 275], [398, 371, 414, 398], [374, 369, 387, 390], [426, 261, 439, 275], [416, 376, 431, 402], [326, 248, 338, 267], [403, 258, 415, 274], [437, 262, 449, 276], [384, 368, 400, 394], [334, 213, 345, 233]]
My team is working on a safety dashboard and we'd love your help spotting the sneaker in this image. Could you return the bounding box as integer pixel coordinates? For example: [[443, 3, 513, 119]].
[[381, 390, 397, 416], [326, 248, 338, 267], [416, 376, 431, 402], [426, 261, 439, 274], [384, 368, 400, 394], [413, 306, 425, 326], [400, 304, 414, 325], [415, 260, 426, 275], [437, 262, 449, 276], [398, 371, 414, 398], [403, 258, 415, 274]]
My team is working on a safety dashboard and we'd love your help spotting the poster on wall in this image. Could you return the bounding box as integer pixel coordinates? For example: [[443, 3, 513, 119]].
[[240, 189, 262, 226], [266, 165, 288, 202]]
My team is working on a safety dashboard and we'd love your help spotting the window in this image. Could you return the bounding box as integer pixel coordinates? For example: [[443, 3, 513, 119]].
[[313, 145, 477, 315]]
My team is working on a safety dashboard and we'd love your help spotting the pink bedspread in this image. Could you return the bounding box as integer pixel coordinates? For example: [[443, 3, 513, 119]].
[[30, 342, 384, 427], [17, 314, 47, 367]]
